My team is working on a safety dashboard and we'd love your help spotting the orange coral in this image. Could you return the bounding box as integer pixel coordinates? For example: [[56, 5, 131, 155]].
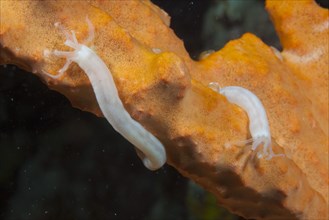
[[0, 0, 328, 219], [267, 0, 329, 136]]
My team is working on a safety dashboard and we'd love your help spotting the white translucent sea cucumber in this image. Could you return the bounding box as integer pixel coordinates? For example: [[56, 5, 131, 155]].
[[209, 82, 284, 160], [43, 17, 166, 170]]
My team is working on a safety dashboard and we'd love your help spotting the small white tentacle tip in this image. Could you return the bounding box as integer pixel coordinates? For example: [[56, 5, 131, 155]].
[[152, 48, 162, 54], [266, 153, 285, 160], [41, 69, 65, 79], [57, 59, 73, 75], [208, 82, 221, 93], [53, 50, 74, 58], [224, 143, 232, 149], [54, 22, 60, 27], [83, 16, 95, 44], [42, 23, 81, 80], [257, 152, 263, 159]]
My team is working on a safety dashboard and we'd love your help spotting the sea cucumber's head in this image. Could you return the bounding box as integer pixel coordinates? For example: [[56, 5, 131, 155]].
[[75, 45, 92, 62]]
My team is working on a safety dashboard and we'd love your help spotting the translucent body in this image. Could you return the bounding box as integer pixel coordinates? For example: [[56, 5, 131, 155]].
[[209, 82, 284, 159], [44, 18, 166, 170]]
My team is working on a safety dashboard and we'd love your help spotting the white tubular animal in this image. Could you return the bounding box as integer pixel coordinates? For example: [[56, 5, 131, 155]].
[[44, 18, 166, 170], [209, 82, 284, 160]]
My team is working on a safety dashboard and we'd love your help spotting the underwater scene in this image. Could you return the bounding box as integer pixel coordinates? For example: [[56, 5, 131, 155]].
[[1, 0, 328, 220]]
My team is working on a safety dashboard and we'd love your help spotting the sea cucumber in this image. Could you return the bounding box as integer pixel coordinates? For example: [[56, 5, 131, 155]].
[[209, 82, 284, 159], [43, 17, 166, 170]]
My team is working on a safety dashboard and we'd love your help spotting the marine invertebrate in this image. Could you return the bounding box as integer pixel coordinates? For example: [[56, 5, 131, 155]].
[[209, 82, 284, 159], [44, 18, 166, 170], [0, 0, 328, 219]]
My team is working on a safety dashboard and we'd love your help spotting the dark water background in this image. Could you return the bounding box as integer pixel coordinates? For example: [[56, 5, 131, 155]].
[[1, 0, 328, 220]]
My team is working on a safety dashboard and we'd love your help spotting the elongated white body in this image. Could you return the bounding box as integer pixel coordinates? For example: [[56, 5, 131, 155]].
[[45, 19, 166, 170], [220, 86, 270, 141], [209, 83, 284, 159]]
